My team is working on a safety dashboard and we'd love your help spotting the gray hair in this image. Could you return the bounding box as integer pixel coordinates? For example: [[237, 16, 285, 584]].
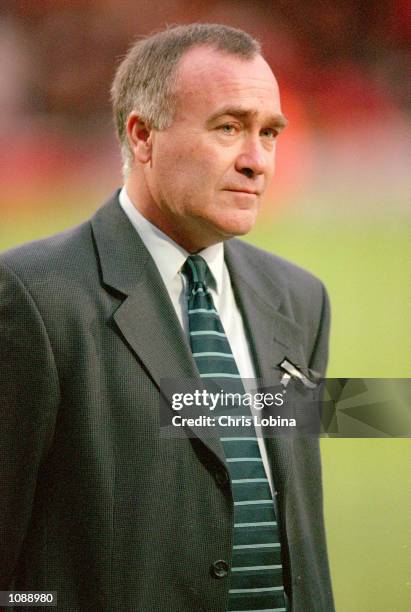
[[110, 23, 261, 177]]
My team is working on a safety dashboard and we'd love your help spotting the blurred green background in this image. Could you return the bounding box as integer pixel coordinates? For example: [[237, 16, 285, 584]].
[[1, 1, 410, 610]]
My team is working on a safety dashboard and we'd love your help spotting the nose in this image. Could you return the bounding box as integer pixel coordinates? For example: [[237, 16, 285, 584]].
[[235, 137, 269, 179]]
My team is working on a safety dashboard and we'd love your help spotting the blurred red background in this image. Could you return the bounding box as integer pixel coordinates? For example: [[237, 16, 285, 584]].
[[1, 0, 409, 215]]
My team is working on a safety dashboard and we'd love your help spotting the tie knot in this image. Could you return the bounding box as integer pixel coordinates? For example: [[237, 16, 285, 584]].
[[182, 255, 209, 287]]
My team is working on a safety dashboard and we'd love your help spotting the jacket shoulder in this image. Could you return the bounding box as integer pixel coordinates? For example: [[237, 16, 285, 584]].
[[0, 221, 94, 285]]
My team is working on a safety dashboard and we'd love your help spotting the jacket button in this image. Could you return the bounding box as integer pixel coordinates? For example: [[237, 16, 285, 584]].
[[210, 560, 229, 578], [215, 469, 228, 487]]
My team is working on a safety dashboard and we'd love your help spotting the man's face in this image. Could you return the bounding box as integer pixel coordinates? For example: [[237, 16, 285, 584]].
[[136, 46, 286, 251]]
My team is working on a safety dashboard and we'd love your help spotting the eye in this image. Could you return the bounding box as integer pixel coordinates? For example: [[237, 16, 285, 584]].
[[261, 127, 278, 139], [218, 123, 238, 135]]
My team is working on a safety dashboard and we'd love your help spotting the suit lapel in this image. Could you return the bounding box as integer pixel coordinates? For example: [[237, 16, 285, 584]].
[[224, 239, 305, 490], [91, 194, 226, 466], [224, 239, 306, 384]]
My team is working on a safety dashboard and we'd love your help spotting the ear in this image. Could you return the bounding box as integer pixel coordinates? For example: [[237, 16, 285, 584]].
[[126, 111, 153, 164]]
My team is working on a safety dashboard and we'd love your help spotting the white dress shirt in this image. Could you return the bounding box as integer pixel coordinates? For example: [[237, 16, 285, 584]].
[[119, 187, 275, 494]]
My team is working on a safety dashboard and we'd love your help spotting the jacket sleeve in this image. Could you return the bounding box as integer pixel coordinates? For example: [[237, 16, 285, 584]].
[[0, 261, 60, 588], [308, 282, 331, 377]]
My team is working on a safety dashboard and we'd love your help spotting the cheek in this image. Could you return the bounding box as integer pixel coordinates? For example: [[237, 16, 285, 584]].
[[150, 152, 208, 213], [152, 136, 226, 204], [174, 149, 218, 192]]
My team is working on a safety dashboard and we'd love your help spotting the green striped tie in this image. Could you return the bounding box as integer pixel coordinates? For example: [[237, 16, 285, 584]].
[[182, 255, 287, 612]]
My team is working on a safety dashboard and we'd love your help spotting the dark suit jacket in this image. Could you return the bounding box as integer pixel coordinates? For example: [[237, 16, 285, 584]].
[[0, 192, 334, 611]]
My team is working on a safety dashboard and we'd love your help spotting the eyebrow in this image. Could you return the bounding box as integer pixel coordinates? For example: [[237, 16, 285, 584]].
[[206, 105, 288, 130]]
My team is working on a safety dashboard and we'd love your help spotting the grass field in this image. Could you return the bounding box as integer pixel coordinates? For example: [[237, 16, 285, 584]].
[[247, 214, 411, 612], [1, 199, 410, 611]]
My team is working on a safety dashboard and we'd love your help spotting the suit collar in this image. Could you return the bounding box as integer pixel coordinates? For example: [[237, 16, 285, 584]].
[[91, 190, 150, 294]]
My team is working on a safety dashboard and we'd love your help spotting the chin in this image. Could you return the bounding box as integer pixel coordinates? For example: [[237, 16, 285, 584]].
[[212, 222, 256, 242], [217, 210, 258, 238]]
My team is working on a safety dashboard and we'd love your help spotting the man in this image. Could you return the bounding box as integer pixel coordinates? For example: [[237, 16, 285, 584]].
[[0, 24, 334, 612]]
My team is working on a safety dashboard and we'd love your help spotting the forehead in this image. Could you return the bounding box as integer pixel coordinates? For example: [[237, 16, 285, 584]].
[[173, 46, 281, 117]]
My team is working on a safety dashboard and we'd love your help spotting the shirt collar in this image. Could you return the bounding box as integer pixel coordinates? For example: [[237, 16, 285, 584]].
[[119, 186, 224, 294]]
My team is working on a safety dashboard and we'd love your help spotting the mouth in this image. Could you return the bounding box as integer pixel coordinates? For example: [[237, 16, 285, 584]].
[[222, 188, 260, 211], [224, 188, 259, 196]]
